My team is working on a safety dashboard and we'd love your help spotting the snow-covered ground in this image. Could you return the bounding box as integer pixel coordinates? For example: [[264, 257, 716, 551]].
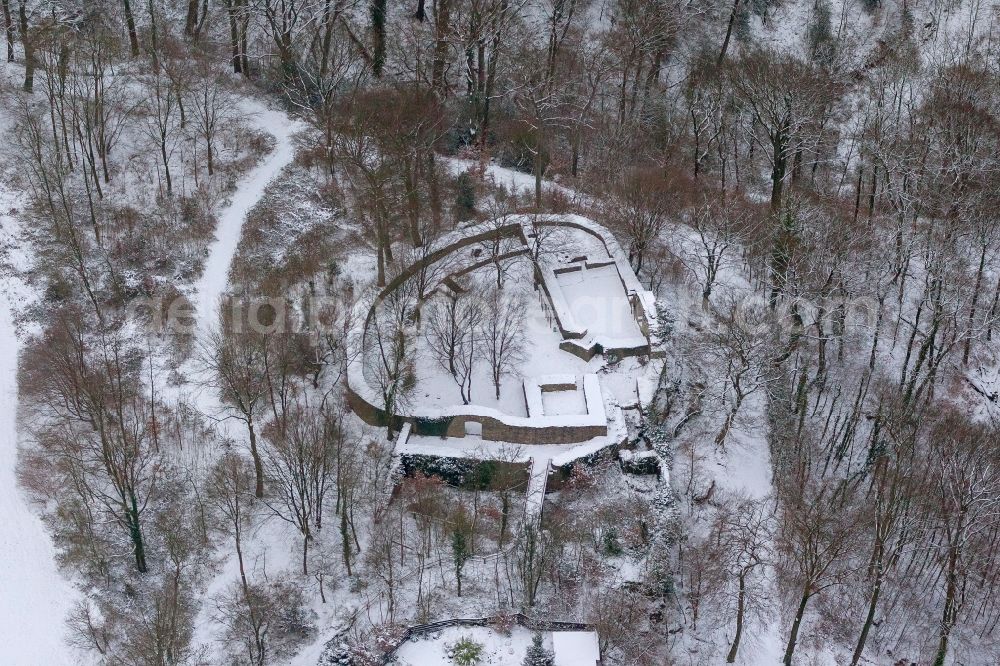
[[392, 625, 544, 666], [0, 173, 77, 664], [443, 156, 582, 204], [412, 257, 594, 414], [540, 387, 587, 416], [0, 88, 307, 665], [556, 264, 643, 340]]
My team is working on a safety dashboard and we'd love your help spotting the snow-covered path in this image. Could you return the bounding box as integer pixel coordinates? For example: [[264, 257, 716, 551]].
[[192, 105, 304, 333], [524, 457, 550, 523], [0, 202, 76, 663], [181, 104, 304, 653]]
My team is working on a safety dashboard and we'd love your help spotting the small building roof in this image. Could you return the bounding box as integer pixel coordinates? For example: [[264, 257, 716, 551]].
[[552, 631, 601, 666]]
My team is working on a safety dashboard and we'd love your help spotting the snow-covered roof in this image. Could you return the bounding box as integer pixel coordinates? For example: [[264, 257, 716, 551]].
[[552, 631, 601, 666]]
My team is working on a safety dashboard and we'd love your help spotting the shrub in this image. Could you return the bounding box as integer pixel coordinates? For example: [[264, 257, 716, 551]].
[[603, 527, 623, 555], [490, 613, 517, 636], [400, 453, 527, 490], [413, 415, 453, 437], [522, 632, 554, 666], [447, 636, 485, 665], [455, 171, 477, 221], [472, 460, 497, 489]]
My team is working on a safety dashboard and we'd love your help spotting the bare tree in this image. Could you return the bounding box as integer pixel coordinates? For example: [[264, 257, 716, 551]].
[[188, 66, 235, 177], [682, 194, 761, 309], [450, 504, 474, 596], [424, 284, 479, 379], [424, 283, 485, 404], [477, 198, 519, 288], [2, 0, 13, 62], [21, 310, 159, 574], [141, 68, 178, 196], [777, 479, 856, 666], [214, 579, 310, 666], [260, 398, 340, 575], [480, 285, 526, 400], [605, 166, 673, 274], [202, 314, 269, 498], [923, 412, 1000, 666], [701, 300, 774, 448], [716, 493, 774, 663], [363, 280, 418, 439], [207, 453, 257, 595]]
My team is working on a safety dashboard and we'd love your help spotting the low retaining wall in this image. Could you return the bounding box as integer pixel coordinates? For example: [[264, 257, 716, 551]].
[[347, 382, 608, 444], [447, 413, 607, 444], [545, 434, 628, 492], [559, 334, 656, 363]]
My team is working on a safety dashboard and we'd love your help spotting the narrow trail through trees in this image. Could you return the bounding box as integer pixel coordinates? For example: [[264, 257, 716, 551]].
[[192, 104, 303, 335], [182, 103, 305, 652]]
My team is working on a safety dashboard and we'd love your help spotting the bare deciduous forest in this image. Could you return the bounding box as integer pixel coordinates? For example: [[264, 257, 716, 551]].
[[2, 0, 1000, 664]]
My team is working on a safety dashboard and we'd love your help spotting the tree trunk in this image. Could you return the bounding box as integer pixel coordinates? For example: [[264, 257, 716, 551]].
[[370, 0, 387, 77], [715, 392, 743, 447], [226, 0, 242, 73], [962, 242, 987, 365], [123, 0, 140, 57], [128, 492, 148, 573], [770, 130, 787, 212], [340, 506, 352, 576], [499, 493, 509, 546], [195, 0, 209, 38], [376, 235, 386, 287], [185, 0, 199, 35], [2, 0, 13, 62], [302, 532, 309, 575], [783, 591, 811, 666], [404, 158, 422, 247], [726, 572, 747, 663], [160, 136, 173, 196], [533, 143, 543, 209], [432, 0, 450, 94], [850, 563, 883, 666], [481, 28, 500, 141], [717, 0, 741, 65], [247, 422, 264, 498], [427, 151, 442, 229], [235, 533, 249, 594], [240, 8, 250, 76], [933, 548, 960, 666], [987, 277, 1000, 342], [319, 0, 336, 77], [18, 0, 33, 92]]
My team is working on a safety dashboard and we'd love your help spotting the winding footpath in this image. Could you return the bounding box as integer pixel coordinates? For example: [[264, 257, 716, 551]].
[[192, 105, 303, 334], [181, 102, 304, 653]]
